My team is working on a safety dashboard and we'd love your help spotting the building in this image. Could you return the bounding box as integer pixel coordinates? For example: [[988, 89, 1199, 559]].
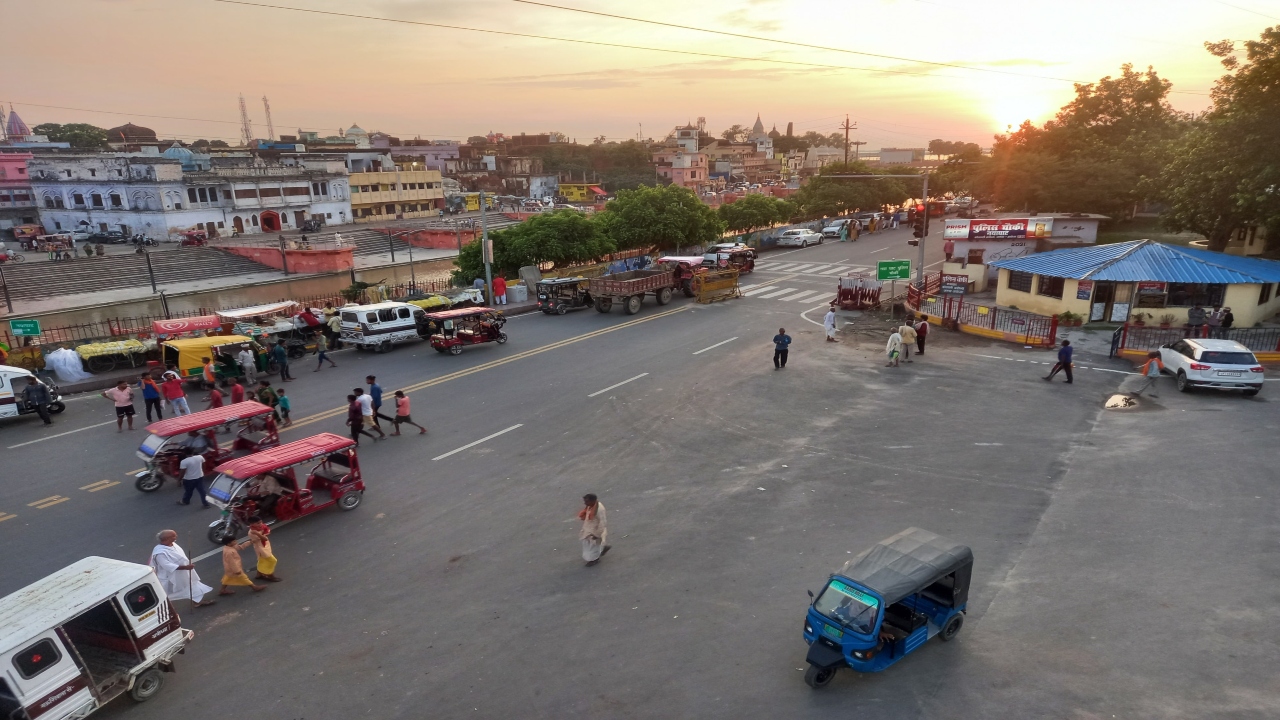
[[651, 147, 710, 191], [349, 154, 444, 222], [942, 214, 1108, 280], [396, 140, 460, 172], [0, 152, 37, 230], [989, 239, 1280, 326], [28, 152, 351, 238], [879, 148, 925, 165], [560, 183, 607, 203], [746, 115, 774, 160], [672, 124, 700, 153], [804, 146, 843, 170]]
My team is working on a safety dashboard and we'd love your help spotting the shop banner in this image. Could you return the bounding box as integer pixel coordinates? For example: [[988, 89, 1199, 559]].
[[945, 218, 1054, 239]]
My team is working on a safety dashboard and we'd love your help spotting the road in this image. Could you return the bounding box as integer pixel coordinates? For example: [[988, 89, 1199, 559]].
[[3, 226, 1277, 719]]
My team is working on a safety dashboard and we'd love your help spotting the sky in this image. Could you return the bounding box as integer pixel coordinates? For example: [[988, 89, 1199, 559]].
[[2, 0, 1276, 150]]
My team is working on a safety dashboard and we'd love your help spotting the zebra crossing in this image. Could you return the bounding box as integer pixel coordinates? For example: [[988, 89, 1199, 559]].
[[755, 261, 870, 276], [739, 285, 835, 303]]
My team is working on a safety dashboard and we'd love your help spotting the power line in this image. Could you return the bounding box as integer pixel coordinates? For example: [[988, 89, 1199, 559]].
[[1209, 0, 1280, 22], [0, 101, 241, 125], [511, 0, 1211, 96]]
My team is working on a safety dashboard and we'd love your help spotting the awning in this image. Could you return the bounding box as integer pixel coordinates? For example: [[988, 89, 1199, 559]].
[[589, 186, 607, 196], [151, 315, 222, 335], [217, 301, 300, 320]]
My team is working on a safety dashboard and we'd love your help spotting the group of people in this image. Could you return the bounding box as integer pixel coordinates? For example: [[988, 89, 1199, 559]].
[[1186, 303, 1234, 337], [101, 371, 193, 430], [345, 375, 425, 445], [885, 316, 930, 368], [149, 522, 281, 609], [472, 276, 509, 305]]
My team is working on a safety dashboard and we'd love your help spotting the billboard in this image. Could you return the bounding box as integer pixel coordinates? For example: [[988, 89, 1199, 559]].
[[944, 218, 1053, 240]]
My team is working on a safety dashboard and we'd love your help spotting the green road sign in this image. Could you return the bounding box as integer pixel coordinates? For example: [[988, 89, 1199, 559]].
[[9, 319, 41, 337], [877, 260, 911, 280]]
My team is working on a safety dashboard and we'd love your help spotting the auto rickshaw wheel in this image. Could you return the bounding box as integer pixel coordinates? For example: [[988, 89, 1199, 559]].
[[594, 297, 613, 313], [48, 401, 66, 414], [496, 332, 508, 344], [803, 664, 836, 689], [556, 304, 567, 315], [940, 613, 964, 641], [135, 471, 165, 493], [208, 520, 240, 545], [448, 344, 463, 356], [377, 340, 393, 354], [130, 668, 164, 702], [624, 295, 642, 315], [681, 279, 695, 298], [338, 490, 363, 511], [656, 287, 673, 305]]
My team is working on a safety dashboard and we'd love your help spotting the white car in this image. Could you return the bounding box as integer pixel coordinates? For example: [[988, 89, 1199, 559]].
[[776, 228, 823, 248], [821, 219, 851, 238], [1158, 338, 1264, 396]]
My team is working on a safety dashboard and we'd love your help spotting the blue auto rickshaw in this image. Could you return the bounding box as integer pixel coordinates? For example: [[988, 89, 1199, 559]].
[[801, 527, 973, 688]]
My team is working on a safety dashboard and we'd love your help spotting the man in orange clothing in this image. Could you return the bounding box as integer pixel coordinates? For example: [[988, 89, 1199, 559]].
[[492, 276, 508, 305], [1134, 351, 1164, 397]]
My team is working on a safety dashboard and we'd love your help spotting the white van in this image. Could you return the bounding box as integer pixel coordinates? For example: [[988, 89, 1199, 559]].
[[339, 301, 426, 352], [0, 365, 65, 422], [0, 557, 195, 717]]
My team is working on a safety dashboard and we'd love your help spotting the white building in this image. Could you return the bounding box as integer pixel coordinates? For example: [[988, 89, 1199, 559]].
[[804, 146, 843, 169], [28, 151, 350, 238], [747, 115, 774, 160]]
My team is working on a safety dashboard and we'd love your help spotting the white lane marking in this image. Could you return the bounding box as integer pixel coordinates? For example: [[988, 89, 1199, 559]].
[[816, 266, 852, 275], [973, 442, 1004, 446], [925, 260, 944, 270], [692, 337, 739, 355], [800, 304, 831, 328], [757, 287, 799, 299], [432, 424, 524, 461], [587, 373, 650, 398], [765, 263, 802, 271], [6, 420, 118, 449], [741, 285, 777, 296], [788, 264, 822, 272], [870, 247, 894, 254], [777, 290, 823, 302]]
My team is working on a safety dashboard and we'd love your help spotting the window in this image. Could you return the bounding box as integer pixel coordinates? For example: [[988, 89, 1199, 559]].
[[1008, 271, 1033, 293], [188, 188, 199, 203], [208, 188, 218, 202], [1261, 283, 1273, 305], [364, 312, 378, 323], [55, 196, 64, 208], [110, 193, 122, 208], [217, 221, 225, 228], [1166, 283, 1226, 307], [125, 583, 159, 615], [13, 638, 61, 679], [63, 169, 71, 177], [250, 214, 258, 226], [173, 201, 182, 210], [1036, 276, 1064, 299], [326, 212, 332, 219], [378, 308, 397, 322], [1200, 350, 1257, 365], [114, 169, 123, 177], [44, 196, 55, 208], [91, 193, 104, 208], [89, 168, 97, 177], [54, 221, 62, 230], [198, 188, 208, 203], [72, 193, 85, 207], [17, 166, 25, 175], [234, 189, 258, 199], [397, 307, 411, 320]]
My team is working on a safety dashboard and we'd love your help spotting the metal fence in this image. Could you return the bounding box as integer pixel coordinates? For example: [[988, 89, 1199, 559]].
[[907, 286, 1058, 347], [1114, 323, 1280, 355]]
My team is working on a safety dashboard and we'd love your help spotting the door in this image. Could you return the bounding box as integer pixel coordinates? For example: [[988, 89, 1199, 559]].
[[7, 632, 95, 719], [259, 211, 280, 233], [1109, 283, 1134, 322], [0, 373, 17, 419], [204, 221, 217, 237], [1090, 282, 1135, 322], [233, 216, 244, 234], [294, 211, 306, 227]]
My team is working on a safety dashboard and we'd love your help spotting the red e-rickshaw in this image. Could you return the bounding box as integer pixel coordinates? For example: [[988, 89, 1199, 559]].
[[177, 230, 208, 247], [134, 401, 279, 492], [421, 307, 508, 355], [204, 432, 365, 544]]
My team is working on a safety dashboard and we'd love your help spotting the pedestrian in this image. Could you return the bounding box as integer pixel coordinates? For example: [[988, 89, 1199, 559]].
[[237, 344, 257, 384], [1187, 303, 1207, 336], [915, 315, 930, 355], [823, 306, 838, 342], [1221, 306, 1234, 333], [366, 375, 395, 429], [246, 517, 282, 582], [94, 242, 105, 257], [1043, 340, 1074, 383], [272, 340, 293, 382], [898, 323, 917, 362], [160, 371, 190, 416], [218, 536, 267, 596], [313, 332, 337, 371], [176, 449, 212, 508], [20, 376, 53, 426], [276, 388, 292, 427], [772, 327, 792, 370], [389, 390, 426, 435], [886, 330, 903, 367], [139, 372, 163, 421], [327, 312, 343, 349], [493, 276, 508, 305], [346, 393, 377, 445], [354, 387, 387, 439], [201, 356, 217, 390], [257, 380, 280, 421], [1133, 351, 1164, 397], [101, 379, 136, 432], [204, 383, 224, 410], [578, 493, 610, 567], [150, 530, 215, 608], [229, 377, 246, 404], [1207, 306, 1224, 338], [943, 238, 955, 263]]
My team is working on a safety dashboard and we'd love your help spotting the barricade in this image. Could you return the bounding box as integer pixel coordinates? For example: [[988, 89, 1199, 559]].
[[907, 286, 1057, 347], [695, 269, 741, 304]]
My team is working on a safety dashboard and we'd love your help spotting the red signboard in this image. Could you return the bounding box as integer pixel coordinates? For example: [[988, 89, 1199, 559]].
[[1136, 281, 1166, 294], [967, 219, 1028, 239]]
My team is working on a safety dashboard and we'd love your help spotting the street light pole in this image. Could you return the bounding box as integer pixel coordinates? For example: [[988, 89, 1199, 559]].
[[385, 228, 396, 263], [0, 265, 13, 314], [480, 190, 492, 306]]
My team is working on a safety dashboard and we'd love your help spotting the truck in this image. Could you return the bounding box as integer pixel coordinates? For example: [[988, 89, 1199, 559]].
[[588, 269, 677, 315]]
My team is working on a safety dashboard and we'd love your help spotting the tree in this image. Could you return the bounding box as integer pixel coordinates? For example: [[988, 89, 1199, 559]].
[[721, 124, 748, 142], [31, 123, 108, 149], [800, 130, 844, 149], [466, 135, 488, 145], [928, 139, 980, 157], [595, 184, 725, 252], [790, 163, 912, 219], [209, 140, 230, 149], [718, 194, 792, 233], [772, 135, 809, 154], [191, 139, 210, 149], [451, 210, 614, 284]]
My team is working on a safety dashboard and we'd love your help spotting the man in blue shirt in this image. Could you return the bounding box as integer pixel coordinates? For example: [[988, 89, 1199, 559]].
[[365, 375, 394, 429], [1043, 339, 1073, 383], [272, 340, 293, 382], [772, 327, 792, 370]]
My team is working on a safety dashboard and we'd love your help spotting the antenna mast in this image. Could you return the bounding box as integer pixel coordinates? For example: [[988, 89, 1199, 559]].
[[262, 95, 275, 142], [238, 94, 254, 146]]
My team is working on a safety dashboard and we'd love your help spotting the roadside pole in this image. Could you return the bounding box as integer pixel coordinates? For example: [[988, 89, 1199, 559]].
[[0, 265, 13, 313], [385, 228, 396, 263], [144, 250, 158, 293], [480, 190, 492, 306], [916, 171, 929, 288], [454, 220, 462, 253]]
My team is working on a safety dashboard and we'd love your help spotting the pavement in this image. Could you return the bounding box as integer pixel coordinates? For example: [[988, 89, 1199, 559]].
[[1, 227, 1277, 719]]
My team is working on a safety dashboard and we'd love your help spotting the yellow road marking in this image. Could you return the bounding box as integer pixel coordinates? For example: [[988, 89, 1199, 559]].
[[282, 305, 690, 433], [29, 496, 69, 509], [0, 513, 16, 523], [124, 467, 145, 476], [81, 480, 121, 492]]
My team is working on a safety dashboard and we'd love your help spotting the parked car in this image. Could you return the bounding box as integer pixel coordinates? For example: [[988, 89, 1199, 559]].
[[776, 228, 824, 248], [821, 219, 851, 238], [1158, 338, 1264, 396]]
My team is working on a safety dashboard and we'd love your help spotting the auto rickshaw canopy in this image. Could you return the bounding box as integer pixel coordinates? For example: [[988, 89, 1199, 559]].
[[144, 401, 276, 437], [213, 432, 355, 479], [421, 306, 500, 321], [161, 334, 252, 372], [836, 527, 973, 606]]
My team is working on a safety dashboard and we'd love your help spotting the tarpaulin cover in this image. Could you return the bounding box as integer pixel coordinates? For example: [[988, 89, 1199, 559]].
[[837, 527, 973, 606], [216, 301, 300, 320], [152, 315, 221, 335]]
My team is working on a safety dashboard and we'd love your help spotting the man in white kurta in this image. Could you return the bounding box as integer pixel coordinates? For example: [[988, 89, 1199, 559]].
[[823, 308, 838, 342], [578, 495, 609, 566], [150, 530, 215, 606]]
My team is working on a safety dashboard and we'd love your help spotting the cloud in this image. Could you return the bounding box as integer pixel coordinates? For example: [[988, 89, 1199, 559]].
[[486, 58, 831, 89], [719, 8, 782, 33]]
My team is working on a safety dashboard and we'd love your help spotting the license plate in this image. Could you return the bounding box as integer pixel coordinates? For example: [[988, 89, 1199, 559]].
[[1217, 371, 1242, 377], [821, 624, 843, 640]]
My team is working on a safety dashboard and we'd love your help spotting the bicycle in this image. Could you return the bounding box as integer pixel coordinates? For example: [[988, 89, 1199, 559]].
[[0, 252, 25, 264]]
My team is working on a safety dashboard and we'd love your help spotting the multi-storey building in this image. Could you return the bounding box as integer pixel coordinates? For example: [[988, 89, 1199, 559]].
[[27, 151, 351, 238], [348, 158, 444, 222], [651, 147, 713, 192], [0, 152, 37, 230]]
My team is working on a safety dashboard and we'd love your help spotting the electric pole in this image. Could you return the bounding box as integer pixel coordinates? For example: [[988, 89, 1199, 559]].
[[840, 115, 857, 166], [480, 190, 492, 306]]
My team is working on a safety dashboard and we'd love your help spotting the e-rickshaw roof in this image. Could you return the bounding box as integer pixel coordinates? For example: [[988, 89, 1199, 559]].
[[0, 557, 153, 655], [536, 277, 589, 286], [160, 334, 252, 351], [144, 400, 275, 437], [836, 527, 973, 606], [213, 432, 355, 479], [422, 306, 499, 320], [657, 256, 708, 265]]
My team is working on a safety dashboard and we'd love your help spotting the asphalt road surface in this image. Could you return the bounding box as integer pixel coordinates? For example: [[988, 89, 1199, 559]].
[[3, 227, 1277, 719]]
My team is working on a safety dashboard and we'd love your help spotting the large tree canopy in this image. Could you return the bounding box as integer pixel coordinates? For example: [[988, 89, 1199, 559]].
[[31, 123, 108, 149], [452, 210, 615, 284], [595, 184, 725, 252], [790, 163, 913, 218], [718, 194, 797, 234]]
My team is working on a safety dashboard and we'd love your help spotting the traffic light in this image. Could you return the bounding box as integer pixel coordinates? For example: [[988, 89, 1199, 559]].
[[912, 218, 925, 238]]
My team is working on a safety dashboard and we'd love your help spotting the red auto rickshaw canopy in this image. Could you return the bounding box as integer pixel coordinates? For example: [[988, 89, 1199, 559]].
[[213, 432, 355, 479], [152, 315, 222, 335], [144, 401, 275, 437], [422, 306, 497, 320]]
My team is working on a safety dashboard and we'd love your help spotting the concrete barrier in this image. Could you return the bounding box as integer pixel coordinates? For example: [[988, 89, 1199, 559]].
[[219, 245, 354, 273]]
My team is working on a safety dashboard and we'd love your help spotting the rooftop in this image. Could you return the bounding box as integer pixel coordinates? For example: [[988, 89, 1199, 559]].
[[989, 239, 1280, 284]]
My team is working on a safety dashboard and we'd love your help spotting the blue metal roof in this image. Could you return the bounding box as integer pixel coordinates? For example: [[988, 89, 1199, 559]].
[[989, 240, 1280, 284]]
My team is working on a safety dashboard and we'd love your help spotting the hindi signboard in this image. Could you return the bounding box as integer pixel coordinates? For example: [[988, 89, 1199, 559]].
[[940, 274, 969, 295], [1076, 280, 1094, 300], [877, 260, 911, 280]]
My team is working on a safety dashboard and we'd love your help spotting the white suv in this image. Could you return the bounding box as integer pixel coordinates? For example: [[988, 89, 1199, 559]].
[[1159, 338, 1264, 396]]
